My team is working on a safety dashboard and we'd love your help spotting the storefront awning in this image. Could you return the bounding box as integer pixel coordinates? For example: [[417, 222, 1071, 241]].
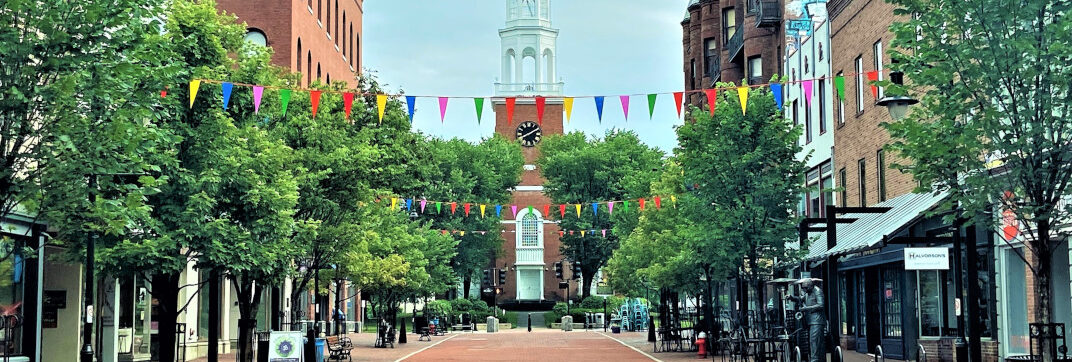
[[803, 191, 948, 262]]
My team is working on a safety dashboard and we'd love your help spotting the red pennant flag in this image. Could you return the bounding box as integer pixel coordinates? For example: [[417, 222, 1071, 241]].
[[654, 196, 662, 209], [464, 203, 471, 216], [451, 202, 457, 214], [160, 88, 168, 98], [535, 97, 546, 126], [543, 204, 550, 218], [559, 204, 566, 218], [639, 198, 646, 210], [310, 91, 322, 118], [506, 97, 516, 123], [343, 92, 354, 120], [559, 231, 565, 237], [704, 89, 718, 115], [441, 230, 448, 235], [866, 71, 879, 98], [673, 92, 684, 118]]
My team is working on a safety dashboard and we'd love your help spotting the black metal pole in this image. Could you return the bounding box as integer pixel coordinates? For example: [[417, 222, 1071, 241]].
[[209, 270, 219, 361], [825, 204, 840, 362], [951, 217, 968, 362], [966, 224, 982, 362], [315, 268, 320, 336], [603, 298, 608, 332], [80, 176, 98, 362], [528, 313, 532, 332]]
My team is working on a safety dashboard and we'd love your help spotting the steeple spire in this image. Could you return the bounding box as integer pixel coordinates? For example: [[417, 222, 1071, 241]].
[[496, 0, 563, 96]]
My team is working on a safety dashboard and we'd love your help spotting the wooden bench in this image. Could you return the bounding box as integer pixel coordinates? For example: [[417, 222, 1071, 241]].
[[324, 335, 353, 361]]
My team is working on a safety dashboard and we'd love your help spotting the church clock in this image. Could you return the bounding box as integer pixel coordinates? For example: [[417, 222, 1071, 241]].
[[515, 121, 542, 147]]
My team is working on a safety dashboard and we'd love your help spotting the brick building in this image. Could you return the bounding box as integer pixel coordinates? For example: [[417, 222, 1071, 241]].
[[681, 0, 783, 107], [217, 0, 363, 87]]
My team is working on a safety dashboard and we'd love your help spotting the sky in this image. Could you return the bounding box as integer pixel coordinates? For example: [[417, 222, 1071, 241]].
[[363, 0, 690, 153]]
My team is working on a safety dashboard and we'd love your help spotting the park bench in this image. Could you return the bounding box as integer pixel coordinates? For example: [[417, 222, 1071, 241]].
[[324, 335, 354, 360], [452, 313, 472, 332]]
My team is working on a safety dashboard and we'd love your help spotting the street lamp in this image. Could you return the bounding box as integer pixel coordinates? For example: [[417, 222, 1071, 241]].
[[876, 70, 918, 121]]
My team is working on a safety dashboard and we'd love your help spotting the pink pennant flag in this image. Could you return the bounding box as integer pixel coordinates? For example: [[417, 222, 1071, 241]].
[[252, 86, 264, 114], [438, 97, 449, 122], [601, 229, 607, 238], [620, 95, 630, 120], [608, 201, 615, 214], [420, 199, 427, 213], [802, 80, 814, 107], [511, 205, 518, 219]]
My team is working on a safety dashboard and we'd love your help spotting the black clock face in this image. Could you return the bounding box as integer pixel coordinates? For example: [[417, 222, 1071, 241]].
[[515, 121, 542, 147]]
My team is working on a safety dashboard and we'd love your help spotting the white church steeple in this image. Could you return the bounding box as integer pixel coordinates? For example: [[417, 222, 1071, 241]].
[[496, 0, 563, 96]]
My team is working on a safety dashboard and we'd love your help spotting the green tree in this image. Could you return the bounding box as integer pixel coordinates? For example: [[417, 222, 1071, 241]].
[[538, 130, 663, 300], [884, 0, 1072, 328], [677, 85, 805, 329], [421, 136, 523, 298]]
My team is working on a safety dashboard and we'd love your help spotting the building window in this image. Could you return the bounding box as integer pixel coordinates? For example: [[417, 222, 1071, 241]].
[[858, 158, 867, 206], [821, 163, 833, 211], [873, 40, 885, 99], [244, 29, 267, 47], [882, 268, 903, 337], [704, 38, 718, 76], [297, 39, 303, 74], [748, 56, 762, 83], [806, 169, 819, 217], [690, 59, 697, 90], [326, 0, 331, 34], [855, 56, 864, 112], [307, 52, 312, 86], [342, 13, 347, 56], [520, 213, 539, 247], [722, 8, 736, 45], [354, 30, 359, 69], [918, 270, 959, 337], [975, 246, 997, 338], [877, 149, 887, 202], [316, 63, 321, 81], [334, 1, 339, 42], [1002, 247, 1030, 354], [818, 79, 827, 134], [839, 168, 847, 207], [197, 270, 216, 340], [840, 273, 856, 335], [837, 71, 845, 125], [805, 91, 812, 144], [318, 0, 322, 24], [792, 101, 799, 145]]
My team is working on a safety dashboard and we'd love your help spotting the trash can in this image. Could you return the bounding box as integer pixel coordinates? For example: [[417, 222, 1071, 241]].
[[315, 338, 326, 362]]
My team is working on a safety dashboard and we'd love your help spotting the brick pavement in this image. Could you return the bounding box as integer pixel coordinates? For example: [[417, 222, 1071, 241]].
[[402, 329, 659, 362]]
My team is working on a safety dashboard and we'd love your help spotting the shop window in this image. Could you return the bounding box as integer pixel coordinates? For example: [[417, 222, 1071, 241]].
[[974, 246, 995, 338], [856, 271, 867, 333], [840, 273, 856, 334], [882, 268, 903, 338], [1002, 247, 1029, 355], [917, 270, 958, 337]]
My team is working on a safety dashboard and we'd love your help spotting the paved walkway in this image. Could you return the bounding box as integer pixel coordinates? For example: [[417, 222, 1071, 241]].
[[402, 329, 658, 362]]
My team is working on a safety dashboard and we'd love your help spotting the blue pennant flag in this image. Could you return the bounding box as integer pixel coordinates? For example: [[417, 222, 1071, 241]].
[[221, 82, 233, 110], [594, 96, 605, 122], [406, 96, 416, 122], [495, 205, 502, 217], [592, 203, 598, 216], [770, 83, 784, 110], [405, 198, 412, 211]]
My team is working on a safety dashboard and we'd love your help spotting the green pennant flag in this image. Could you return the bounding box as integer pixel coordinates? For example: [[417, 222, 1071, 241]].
[[528, 205, 533, 216], [647, 94, 657, 119], [834, 76, 846, 101], [623, 200, 630, 212], [474, 98, 485, 123], [279, 89, 292, 115], [436, 202, 442, 214]]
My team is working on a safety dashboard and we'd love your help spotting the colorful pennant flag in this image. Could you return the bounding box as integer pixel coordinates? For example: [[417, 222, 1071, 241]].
[[620, 95, 630, 120], [623, 200, 630, 212], [581, 230, 586, 237], [280, 89, 292, 115], [592, 202, 598, 216], [608, 201, 615, 214], [506, 97, 516, 123], [464, 203, 471, 217], [654, 196, 662, 209], [673, 92, 684, 118], [802, 80, 814, 107], [866, 71, 879, 98], [704, 89, 718, 115], [770, 83, 783, 110], [639, 198, 646, 210], [559, 204, 566, 218], [834, 76, 846, 101], [436, 202, 442, 214], [575, 204, 581, 217], [559, 231, 565, 237], [343, 92, 354, 119], [671, 195, 677, 208], [376, 94, 387, 123], [220, 82, 233, 110], [252, 86, 264, 114], [511, 205, 518, 219], [594, 96, 605, 122], [528, 205, 534, 217], [406, 96, 416, 122], [405, 198, 412, 211], [448, 202, 456, 215], [536, 97, 546, 126], [480, 204, 486, 218], [647, 94, 657, 119], [474, 98, 485, 123], [391, 198, 398, 210], [737, 86, 749, 115], [543, 204, 550, 218], [602, 229, 607, 238], [496, 204, 502, 217], [310, 91, 322, 118], [189, 80, 201, 108], [564, 97, 574, 123], [421, 199, 427, 213], [438, 97, 449, 122]]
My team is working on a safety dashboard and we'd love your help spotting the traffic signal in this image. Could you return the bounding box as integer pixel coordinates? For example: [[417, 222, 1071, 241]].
[[498, 268, 507, 286], [483, 269, 491, 285], [554, 262, 563, 279], [572, 262, 582, 280]]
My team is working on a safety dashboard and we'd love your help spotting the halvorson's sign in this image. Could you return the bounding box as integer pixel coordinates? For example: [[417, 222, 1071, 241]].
[[904, 247, 950, 270]]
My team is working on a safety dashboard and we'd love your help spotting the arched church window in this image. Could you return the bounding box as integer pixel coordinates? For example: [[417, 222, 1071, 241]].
[[520, 213, 539, 247]]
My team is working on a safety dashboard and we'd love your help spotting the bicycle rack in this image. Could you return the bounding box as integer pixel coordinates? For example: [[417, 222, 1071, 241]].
[[794, 346, 802, 362], [916, 343, 927, 362], [874, 345, 884, 362], [834, 346, 843, 362]]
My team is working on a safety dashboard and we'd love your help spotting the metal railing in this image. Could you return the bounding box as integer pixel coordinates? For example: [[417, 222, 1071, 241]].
[[494, 82, 564, 96], [755, 0, 782, 28], [727, 28, 745, 61]]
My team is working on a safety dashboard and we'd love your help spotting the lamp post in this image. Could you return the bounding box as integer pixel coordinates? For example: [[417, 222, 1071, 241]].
[[876, 71, 918, 121]]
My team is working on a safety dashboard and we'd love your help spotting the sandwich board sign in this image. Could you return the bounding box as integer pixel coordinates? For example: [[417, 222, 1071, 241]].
[[904, 247, 949, 270], [268, 331, 304, 362]]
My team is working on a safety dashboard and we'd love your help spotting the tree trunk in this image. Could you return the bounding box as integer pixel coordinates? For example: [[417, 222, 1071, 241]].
[[152, 273, 180, 362], [581, 270, 592, 300], [463, 274, 472, 299], [1034, 219, 1054, 324], [703, 267, 716, 351], [231, 276, 264, 362]]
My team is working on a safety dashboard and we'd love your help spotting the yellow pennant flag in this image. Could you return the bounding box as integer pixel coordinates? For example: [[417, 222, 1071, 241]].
[[671, 195, 678, 208], [376, 94, 388, 123], [391, 198, 397, 210], [564, 97, 574, 123], [189, 80, 201, 108], [737, 86, 749, 115], [575, 204, 581, 217], [581, 230, 586, 237], [460, 231, 466, 237], [480, 204, 486, 218]]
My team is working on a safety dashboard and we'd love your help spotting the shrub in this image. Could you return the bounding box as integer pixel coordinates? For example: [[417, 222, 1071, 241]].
[[449, 298, 473, 315], [426, 300, 452, 318]]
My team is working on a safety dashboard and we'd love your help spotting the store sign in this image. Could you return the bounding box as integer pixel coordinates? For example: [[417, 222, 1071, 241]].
[[268, 331, 304, 362], [904, 247, 950, 270]]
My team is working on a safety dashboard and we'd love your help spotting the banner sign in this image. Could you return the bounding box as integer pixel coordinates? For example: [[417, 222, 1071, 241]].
[[904, 247, 950, 270], [268, 331, 304, 362]]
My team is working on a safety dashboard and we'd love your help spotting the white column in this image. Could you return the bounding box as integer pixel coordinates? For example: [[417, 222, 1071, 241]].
[[100, 277, 120, 362], [534, 54, 542, 87], [515, 53, 523, 85], [502, 53, 512, 83]]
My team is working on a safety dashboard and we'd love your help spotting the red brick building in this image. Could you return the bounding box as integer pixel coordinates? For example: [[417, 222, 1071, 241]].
[[681, 0, 783, 107], [217, 0, 362, 87]]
